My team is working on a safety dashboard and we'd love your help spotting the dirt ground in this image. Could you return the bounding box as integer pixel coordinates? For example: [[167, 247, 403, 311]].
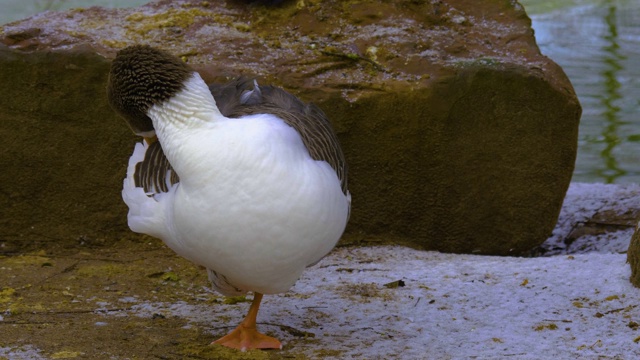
[[0, 236, 318, 360]]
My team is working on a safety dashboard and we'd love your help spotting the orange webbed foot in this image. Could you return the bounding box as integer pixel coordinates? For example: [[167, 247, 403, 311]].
[[213, 324, 282, 351], [211, 292, 282, 351]]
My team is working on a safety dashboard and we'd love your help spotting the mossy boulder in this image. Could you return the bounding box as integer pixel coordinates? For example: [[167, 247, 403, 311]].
[[0, 0, 581, 255]]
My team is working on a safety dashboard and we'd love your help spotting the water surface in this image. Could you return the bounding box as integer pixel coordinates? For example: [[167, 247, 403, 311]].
[[521, 0, 640, 183], [1, 0, 147, 25]]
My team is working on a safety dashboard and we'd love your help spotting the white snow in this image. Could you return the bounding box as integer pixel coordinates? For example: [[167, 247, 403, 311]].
[[286, 247, 637, 359], [98, 243, 639, 359], [117, 247, 638, 359], [543, 182, 640, 255], [0, 345, 46, 360]]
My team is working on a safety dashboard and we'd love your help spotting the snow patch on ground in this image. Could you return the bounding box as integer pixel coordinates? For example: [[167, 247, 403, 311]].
[[87, 246, 638, 359], [542, 183, 640, 255], [0, 345, 46, 360]]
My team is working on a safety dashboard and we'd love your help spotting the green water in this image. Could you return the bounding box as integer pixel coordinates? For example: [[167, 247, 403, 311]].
[[0, 0, 148, 25], [3, 0, 640, 184], [520, 0, 640, 183]]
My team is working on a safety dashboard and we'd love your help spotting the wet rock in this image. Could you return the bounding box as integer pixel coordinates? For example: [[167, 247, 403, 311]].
[[0, 0, 581, 255]]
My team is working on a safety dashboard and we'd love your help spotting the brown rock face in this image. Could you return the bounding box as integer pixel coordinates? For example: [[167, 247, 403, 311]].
[[0, 0, 581, 255]]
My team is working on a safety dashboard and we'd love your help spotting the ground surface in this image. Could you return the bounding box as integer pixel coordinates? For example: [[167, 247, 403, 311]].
[[2, 182, 640, 359]]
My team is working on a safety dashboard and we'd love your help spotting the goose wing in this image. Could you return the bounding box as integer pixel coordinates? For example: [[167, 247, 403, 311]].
[[133, 140, 179, 194], [210, 78, 348, 195]]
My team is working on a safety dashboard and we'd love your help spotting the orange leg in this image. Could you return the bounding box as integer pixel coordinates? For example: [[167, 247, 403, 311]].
[[212, 293, 282, 351]]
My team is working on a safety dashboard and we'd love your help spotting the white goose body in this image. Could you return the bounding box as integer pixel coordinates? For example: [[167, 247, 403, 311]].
[[125, 75, 349, 294], [110, 45, 350, 349]]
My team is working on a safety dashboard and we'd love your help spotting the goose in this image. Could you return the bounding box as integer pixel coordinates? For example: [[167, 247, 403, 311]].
[[107, 45, 350, 351]]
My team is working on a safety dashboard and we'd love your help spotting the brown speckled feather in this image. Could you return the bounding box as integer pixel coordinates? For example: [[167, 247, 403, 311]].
[[135, 78, 348, 196], [133, 141, 179, 193]]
